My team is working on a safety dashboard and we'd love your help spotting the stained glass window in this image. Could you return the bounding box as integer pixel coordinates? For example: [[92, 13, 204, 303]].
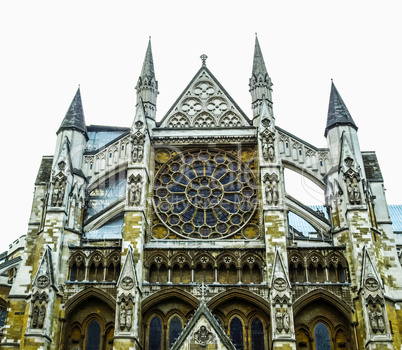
[[85, 320, 101, 350], [149, 317, 162, 350], [314, 323, 331, 350], [153, 149, 258, 240], [169, 316, 182, 348], [0, 307, 6, 327], [251, 318, 264, 350], [230, 317, 244, 350]]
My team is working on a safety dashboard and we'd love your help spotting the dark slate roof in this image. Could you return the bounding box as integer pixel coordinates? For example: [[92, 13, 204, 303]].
[[58, 87, 87, 136], [325, 82, 357, 137], [362, 152, 384, 182], [35, 156, 53, 185], [0, 256, 22, 270]]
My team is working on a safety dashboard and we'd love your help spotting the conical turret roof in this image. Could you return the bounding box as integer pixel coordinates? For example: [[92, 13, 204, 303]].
[[140, 38, 155, 80], [325, 81, 357, 136], [252, 35, 269, 79], [58, 87, 87, 135]]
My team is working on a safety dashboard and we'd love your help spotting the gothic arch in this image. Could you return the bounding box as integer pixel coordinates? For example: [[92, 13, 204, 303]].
[[208, 289, 270, 316], [282, 160, 325, 189], [293, 288, 353, 321], [64, 287, 116, 318], [141, 288, 199, 315]]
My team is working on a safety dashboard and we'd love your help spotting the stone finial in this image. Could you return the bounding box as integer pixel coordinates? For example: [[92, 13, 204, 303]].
[[200, 54, 208, 66]]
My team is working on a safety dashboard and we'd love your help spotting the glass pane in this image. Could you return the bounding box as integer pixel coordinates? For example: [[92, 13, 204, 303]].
[[85, 320, 101, 350], [149, 317, 162, 350], [169, 316, 182, 348], [230, 317, 244, 350], [314, 323, 331, 350], [251, 318, 264, 350], [0, 308, 6, 327]]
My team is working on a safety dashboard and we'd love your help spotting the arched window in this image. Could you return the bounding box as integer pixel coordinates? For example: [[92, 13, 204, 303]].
[[0, 305, 6, 327], [169, 316, 182, 348], [314, 322, 331, 350], [85, 320, 101, 350], [230, 317, 244, 350], [70, 263, 77, 281], [251, 318, 264, 350], [337, 264, 345, 283], [149, 316, 162, 350]]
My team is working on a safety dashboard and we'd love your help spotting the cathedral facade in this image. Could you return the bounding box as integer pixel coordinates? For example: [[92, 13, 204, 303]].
[[0, 37, 401, 350]]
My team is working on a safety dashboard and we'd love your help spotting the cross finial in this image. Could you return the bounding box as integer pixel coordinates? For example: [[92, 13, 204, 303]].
[[198, 282, 209, 300], [200, 54, 208, 66]]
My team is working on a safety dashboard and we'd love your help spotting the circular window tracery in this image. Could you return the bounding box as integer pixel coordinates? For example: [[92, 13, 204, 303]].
[[153, 149, 258, 239]]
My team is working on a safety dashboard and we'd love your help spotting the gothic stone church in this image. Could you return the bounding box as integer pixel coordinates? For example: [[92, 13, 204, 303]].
[[1, 37, 401, 350]]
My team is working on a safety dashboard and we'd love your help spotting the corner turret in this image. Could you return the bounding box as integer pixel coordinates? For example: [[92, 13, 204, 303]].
[[135, 38, 158, 123], [249, 35, 273, 123]]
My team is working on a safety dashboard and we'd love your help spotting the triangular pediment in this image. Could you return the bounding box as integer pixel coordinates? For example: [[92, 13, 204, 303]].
[[117, 245, 138, 291], [170, 300, 236, 350], [33, 246, 56, 290], [159, 66, 251, 128], [270, 248, 291, 291], [360, 246, 383, 293]]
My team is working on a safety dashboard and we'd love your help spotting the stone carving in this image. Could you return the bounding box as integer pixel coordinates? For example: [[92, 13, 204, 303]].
[[128, 175, 142, 207], [368, 305, 386, 334], [273, 277, 286, 291], [121, 276, 134, 290], [38, 304, 46, 328], [168, 113, 190, 128], [264, 173, 279, 206], [346, 176, 361, 205], [181, 98, 202, 116], [194, 325, 214, 346], [131, 131, 145, 163], [51, 173, 66, 207], [207, 97, 228, 116], [262, 132, 275, 162], [194, 113, 216, 128], [193, 81, 214, 100], [32, 305, 39, 328], [275, 309, 283, 332], [126, 308, 133, 331], [120, 305, 126, 330], [283, 310, 290, 333], [219, 112, 242, 127], [36, 275, 49, 289], [365, 277, 379, 291]]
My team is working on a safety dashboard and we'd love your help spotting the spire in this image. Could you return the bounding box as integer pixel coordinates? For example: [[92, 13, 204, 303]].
[[325, 81, 357, 137], [140, 37, 155, 79], [57, 86, 87, 136], [252, 34, 269, 80], [136, 37, 158, 120], [249, 34, 273, 120]]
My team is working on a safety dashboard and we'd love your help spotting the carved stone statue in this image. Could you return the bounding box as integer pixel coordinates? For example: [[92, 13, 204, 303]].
[[262, 135, 275, 162], [283, 310, 290, 332], [369, 309, 378, 333], [129, 183, 141, 207], [264, 173, 279, 206], [52, 178, 66, 207], [376, 306, 385, 333], [275, 309, 283, 332], [38, 304, 46, 328], [126, 308, 132, 331], [120, 305, 126, 330], [346, 176, 361, 205], [194, 325, 213, 346], [32, 305, 39, 328]]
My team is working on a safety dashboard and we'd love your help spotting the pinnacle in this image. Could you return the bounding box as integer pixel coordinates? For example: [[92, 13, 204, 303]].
[[58, 86, 87, 135], [325, 81, 357, 137], [141, 37, 155, 79], [252, 35, 269, 79]]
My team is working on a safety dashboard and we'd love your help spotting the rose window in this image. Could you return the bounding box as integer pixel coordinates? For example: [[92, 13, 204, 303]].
[[153, 149, 258, 239]]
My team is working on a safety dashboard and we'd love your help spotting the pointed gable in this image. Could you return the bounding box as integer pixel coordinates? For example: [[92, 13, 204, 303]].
[[159, 66, 251, 128], [58, 87, 87, 136], [33, 246, 55, 289], [170, 300, 236, 350], [361, 246, 383, 292], [270, 248, 291, 290], [117, 245, 138, 291], [325, 81, 357, 137]]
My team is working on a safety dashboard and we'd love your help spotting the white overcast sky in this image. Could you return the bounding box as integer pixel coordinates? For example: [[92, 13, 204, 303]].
[[1, 1, 401, 252]]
